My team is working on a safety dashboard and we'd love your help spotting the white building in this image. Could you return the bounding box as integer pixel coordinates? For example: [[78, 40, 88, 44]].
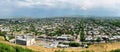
[[16, 34, 35, 46], [57, 35, 72, 40], [85, 36, 93, 41]]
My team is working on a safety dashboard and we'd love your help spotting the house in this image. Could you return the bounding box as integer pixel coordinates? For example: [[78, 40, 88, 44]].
[[0, 27, 10, 32], [58, 44, 69, 48], [45, 41, 59, 48], [85, 36, 93, 41], [57, 35, 72, 40], [16, 34, 35, 46]]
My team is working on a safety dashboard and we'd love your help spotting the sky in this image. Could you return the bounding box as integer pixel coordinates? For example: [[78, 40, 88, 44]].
[[0, 0, 120, 17]]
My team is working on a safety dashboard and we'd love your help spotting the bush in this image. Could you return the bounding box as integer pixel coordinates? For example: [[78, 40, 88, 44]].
[[96, 37, 101, 42], [0, 42, 16, 52], [0, 31, 7, 36], [110, 49, 120, 52], [81, 50, 94, 52], [69, 42, 80, 47], [16, 46, 33, 52], [54, 49, 66, 52], [0, 42, 34, 52]]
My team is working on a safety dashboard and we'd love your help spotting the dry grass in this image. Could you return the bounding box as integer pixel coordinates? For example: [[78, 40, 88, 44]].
[[0, 36, 5, 41], [0, 36, 120, 52]]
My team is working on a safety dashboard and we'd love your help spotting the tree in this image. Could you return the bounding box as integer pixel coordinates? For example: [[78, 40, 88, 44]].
[[69, 42, 80, 47], [0, 31, 7, 36], [96, 37, 101, 42], [78, 21, 85, 42], [55, 29, 62, 36], [30, 24, 35, 32], [80, 31, 85, 41]]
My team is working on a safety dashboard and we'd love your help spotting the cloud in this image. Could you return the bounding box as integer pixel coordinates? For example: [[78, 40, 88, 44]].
[[81, 0, 120, 10], [0, 0, 120, 16], [9, 0, 119, 10], [1, 0, 120, 10]]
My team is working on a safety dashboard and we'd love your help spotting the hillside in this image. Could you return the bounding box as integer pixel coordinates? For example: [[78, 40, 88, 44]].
[[0, 42, 33, 52], [0, 36, 120, 52]]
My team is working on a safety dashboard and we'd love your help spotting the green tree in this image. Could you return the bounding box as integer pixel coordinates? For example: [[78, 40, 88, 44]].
[[80, 31, 85, 41], [0, 31, 7, 36], [69, 42, 80, 47], [96, 37, 101, 42]]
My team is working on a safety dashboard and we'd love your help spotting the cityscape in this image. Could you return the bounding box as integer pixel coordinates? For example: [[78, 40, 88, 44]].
[[0, 17, 120, 52], [0, 0, 120, 52]]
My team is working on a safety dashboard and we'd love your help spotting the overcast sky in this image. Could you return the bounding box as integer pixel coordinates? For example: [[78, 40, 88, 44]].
[[0, 0, 120, 17]]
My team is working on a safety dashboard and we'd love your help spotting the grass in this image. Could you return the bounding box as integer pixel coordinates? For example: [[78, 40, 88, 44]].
[[0, 36, 120, 52], [0, 42, 34, 52]]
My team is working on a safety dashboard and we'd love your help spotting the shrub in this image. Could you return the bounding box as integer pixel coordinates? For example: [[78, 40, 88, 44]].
[[54, 49, 66, 52], [69, 42, 80, 47], [81, 50, 94, 52], [0, 31, 7, 36], [0, 42, 16, 52], [0, 42, 34, 52], [110, 49, 120, 52]]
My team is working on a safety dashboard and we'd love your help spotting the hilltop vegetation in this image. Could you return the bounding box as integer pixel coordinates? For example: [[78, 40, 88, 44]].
[[0, 42, 34, 52]]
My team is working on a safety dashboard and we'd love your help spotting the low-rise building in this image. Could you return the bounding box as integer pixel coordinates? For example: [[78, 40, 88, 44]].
[[16, 34, 35, 46]]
